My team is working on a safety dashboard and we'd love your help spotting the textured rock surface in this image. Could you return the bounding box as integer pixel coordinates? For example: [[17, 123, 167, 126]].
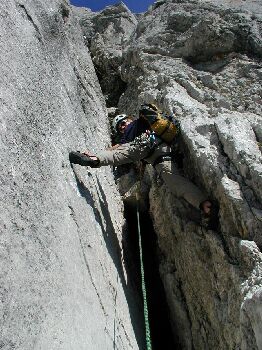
[[75, 2, 137, 106], [1, 0, 262, 349], [120, 1, 262, 349], [0, 1, 142, 349], [130, 0, 262, 61], [81, 0, 262, 349]]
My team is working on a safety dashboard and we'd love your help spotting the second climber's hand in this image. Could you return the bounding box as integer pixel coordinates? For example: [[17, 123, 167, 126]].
[[82, 150, 98, 161], [82, 150, 92, 156]]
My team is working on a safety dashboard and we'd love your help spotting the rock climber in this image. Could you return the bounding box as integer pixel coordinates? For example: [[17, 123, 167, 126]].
[[69, 106, 218, 229]]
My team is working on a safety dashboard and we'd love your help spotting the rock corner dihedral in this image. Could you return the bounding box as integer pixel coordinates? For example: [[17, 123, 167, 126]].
[[1, 0, 262, 349], [80, 0, 262, 348]]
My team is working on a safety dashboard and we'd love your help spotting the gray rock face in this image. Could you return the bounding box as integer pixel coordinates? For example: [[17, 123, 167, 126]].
[[76, 2, 137, 106], [1, 0, 262, 349], [84, 0, 262, 349], [0, 1, 142, 349], [128, 0, 262, 62]]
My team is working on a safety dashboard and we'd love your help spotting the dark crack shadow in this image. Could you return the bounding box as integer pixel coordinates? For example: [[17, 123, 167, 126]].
[[17, 4, 43, 43]]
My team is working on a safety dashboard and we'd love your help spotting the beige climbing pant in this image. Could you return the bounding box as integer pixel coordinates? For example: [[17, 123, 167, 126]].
[[97, 134, 207, 209]]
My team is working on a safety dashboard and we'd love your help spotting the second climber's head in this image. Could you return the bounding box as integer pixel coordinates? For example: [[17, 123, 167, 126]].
[[112, 114, 133, 134]]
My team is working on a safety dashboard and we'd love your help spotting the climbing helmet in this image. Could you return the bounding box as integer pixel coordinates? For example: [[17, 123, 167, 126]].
[[112, 114, 128, 133]]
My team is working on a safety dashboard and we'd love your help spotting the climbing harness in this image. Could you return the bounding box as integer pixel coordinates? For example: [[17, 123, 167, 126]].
[[152, 154, 173, 167], [136, 165, 152, 350]]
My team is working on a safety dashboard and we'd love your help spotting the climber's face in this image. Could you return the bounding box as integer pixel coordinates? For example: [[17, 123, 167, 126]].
[[118, 118, 132, 134]]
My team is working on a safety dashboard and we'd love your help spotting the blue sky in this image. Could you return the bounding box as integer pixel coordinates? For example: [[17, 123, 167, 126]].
[[69, 0, 155, 13]]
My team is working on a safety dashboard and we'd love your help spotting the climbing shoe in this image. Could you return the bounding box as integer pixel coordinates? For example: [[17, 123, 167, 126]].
[[200, 200, 219, 230], [69, 151, 100, 167]]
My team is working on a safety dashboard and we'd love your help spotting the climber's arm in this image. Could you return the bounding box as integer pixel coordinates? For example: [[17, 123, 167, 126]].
[[106, 144, 120, 150]]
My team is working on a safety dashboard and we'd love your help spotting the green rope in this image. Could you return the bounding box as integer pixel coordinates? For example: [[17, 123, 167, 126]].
[[136, 197, 152, 350]]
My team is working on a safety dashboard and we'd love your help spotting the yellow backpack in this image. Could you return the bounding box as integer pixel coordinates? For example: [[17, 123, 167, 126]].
[[139, 103, 180, 144]]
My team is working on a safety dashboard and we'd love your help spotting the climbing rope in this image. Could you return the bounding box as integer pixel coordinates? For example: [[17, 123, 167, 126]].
[[136, 167, 152, 350]]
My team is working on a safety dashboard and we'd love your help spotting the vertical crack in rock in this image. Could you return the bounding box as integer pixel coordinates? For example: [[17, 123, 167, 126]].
[[59, 3, 70, 24], [2, 0, 262, 349], [213, 119, 262, 245], [251, 126, 262, 156], [1, 1, 143, 348], [70, 166, 144, 347], [17, 4, 43, 43], [123, 201, 181, 349], [104, 1, 261, 347], [68, 204, 108, 317]]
